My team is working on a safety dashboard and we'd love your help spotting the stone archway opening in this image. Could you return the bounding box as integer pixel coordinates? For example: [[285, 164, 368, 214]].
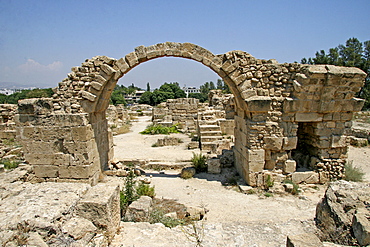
[[111, 56, 233, 166], [15, 42, 367, 187]]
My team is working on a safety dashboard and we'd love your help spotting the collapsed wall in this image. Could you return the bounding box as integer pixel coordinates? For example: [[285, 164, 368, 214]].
[[232, 62, 365, 186]]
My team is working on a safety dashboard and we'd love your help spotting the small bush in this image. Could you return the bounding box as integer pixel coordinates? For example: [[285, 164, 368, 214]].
[[1, 159, 20, 170], [264, 192, 273, 197], [191, 152, 208, 173], [265, 175, 274, 189], [149, 208, 184, 228], [283, 179, 300, 195], [136, 183, 155, 198], [120, 168, 138, 211], [344, 161, 365, 182], [140, 124, 181, 135]]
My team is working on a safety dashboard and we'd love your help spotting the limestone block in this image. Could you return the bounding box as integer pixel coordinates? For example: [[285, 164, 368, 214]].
[[263, 137, 283, 151], [100, 64, 116, 77], [125, 196, 153, 222], [25, 153, 71, 166], [286, 233, 323, 247], [125, 51, 139, 67], [76, 183, 120, 238], [114, 57, 130, 73], [282, 137, 297, 150], [59, 164, 97, 179], [207, 158, 221, 174], [353, 207, 370, 246], [295, 113, 323, 122], [71, 125, 94, 142], [62, 217, 97, 240], [81, 91, 97, 102], [283, 160, 296, 174], [134, 45, 147, 62], [90, 81, 103, 91], [245, 96, 271, 112], [291, 171, 319, 184], [248, 161, 265, 173], [23, 141, 55, 154], [247, 149, 265, 162], [33, 165, 59, 178], [331, 135, 347, 148]]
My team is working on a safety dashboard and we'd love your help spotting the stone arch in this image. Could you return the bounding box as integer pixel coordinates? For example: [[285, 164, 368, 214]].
[[54, 42, 256, 114], [17, 42, 367, 186]]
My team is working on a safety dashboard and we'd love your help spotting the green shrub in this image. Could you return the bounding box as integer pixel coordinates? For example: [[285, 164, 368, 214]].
[[120, 168, 139, 211], [1, 159, 20, 170], [283, 179, 300, 195], [264, 192, 273, 197], [149, 208, 184, 228], [137, 183, 156, 198], [265, 175, 274, 189], [344, 161, 365, 182], [191, 152, 208, 173], [140, 124, 181, 135]]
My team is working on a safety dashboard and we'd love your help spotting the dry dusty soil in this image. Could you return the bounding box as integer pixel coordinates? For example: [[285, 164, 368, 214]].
[[111, 116, 370, 247]]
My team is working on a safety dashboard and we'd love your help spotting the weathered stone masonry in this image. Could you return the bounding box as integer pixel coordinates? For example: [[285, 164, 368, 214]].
[[15, 42, 366, 186]]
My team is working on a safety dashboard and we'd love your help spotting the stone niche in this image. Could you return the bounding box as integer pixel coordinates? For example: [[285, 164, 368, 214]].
[[12, 42, 367, 187]]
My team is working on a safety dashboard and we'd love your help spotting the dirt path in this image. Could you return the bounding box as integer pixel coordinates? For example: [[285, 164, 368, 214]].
[[348, 145, 370, 181]]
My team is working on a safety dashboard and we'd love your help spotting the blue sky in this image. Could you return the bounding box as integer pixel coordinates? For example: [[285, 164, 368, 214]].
[[0, 0, 369, 89]]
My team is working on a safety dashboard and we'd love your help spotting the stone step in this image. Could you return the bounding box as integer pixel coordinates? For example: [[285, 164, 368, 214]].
[[200, 130, 222, 136], [201, 120, 219, 125], [199, 125, 221, 132], [201, 136, 223, 142], [140, 161, 192, 170], [201, 142, 217, 151]]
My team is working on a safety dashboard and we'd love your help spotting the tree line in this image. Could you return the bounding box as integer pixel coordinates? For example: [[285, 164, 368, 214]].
[[0, 88, 54, 104], [301, 37, 370, 109]]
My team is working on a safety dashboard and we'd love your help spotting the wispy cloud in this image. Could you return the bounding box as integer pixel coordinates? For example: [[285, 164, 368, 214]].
[[18, 59, 63, 73]]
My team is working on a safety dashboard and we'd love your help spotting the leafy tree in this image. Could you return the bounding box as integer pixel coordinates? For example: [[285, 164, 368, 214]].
[[111, 90, 127, 105], [151, 90, 174, 105], [138, 91, 153, 105], [301, 37, 370, 109], [209, 81, 216, 90], [188, 93, 208, 102], [159, 82, 186, 99]]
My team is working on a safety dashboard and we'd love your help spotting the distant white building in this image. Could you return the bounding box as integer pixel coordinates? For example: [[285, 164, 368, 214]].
[[0, 89, 16, 95], [125, 90, 146, 102], [182, 86, 200, 97]]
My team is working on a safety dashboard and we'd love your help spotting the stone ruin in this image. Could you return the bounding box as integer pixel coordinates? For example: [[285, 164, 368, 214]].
[[7, 42, 366, 188], [0, 104, 17, 140]]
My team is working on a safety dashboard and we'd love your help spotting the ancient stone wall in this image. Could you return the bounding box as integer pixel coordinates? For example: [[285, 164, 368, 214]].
[[16, 98, 103, 185], [153, 98, 200, 132], [0, 104, 17, 139], [14, 42, 366, 187]]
